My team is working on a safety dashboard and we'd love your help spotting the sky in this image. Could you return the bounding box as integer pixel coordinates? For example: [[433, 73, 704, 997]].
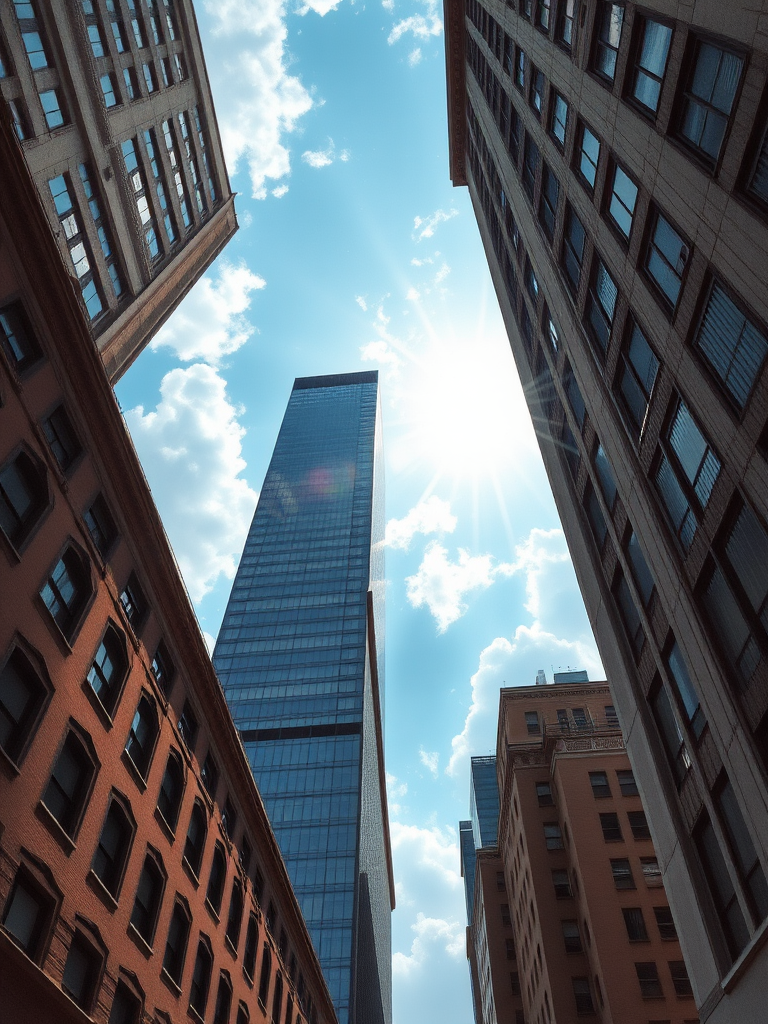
[[114, 0, 603, 1019]]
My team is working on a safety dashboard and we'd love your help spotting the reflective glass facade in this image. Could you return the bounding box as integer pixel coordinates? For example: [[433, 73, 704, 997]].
[[213, 372, 390, 1024], [470, 755, 500, 850]]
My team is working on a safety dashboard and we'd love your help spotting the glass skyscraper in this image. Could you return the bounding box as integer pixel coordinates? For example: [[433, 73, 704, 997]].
[[212, 371, 392, 1024]]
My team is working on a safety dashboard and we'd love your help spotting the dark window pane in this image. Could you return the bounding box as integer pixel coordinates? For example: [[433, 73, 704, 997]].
[[43, 406, 81, 471], [593, 3, 624, 80], [43, 730, 92, 835], [632, 19, 672, 112], [622, 907, 648, 940], [608, 164, 637, 238], [0, 301, 41, 371], [695, 282, 768, 408], [125, 694, 158, 778], [679, 41, 743, 163], [92, 798, 133, 895], [0, 648, 47, 762]]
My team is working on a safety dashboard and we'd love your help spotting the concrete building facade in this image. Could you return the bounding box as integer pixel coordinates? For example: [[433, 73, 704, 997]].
[[444, 2, 768, 1020], [0, 112, 332, 1024], [0, 0, 236, 382]]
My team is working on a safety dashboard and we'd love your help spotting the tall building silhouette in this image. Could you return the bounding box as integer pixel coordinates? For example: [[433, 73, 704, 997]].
[[213, 372, 393, 1024], [443, 2, 768, 1020], [0, 0, 236, 381]]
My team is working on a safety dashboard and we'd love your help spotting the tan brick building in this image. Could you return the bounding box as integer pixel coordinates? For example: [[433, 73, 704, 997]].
[[444, 2, 768, 1020], [0, 110, 329, 1024], [0, 0, 236, 382]]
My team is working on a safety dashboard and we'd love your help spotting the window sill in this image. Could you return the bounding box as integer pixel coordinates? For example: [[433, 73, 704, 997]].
[[121, 751, 148, 793], [127, 922, 154, 959], [721, 914, 768, 993], [86, 869, 119, 912], [160, 967, 182, 997], [155, 807, 178, 844], [0, 743, 21, 778], [36, 801, 76, 853], [225, 936, 238, 959], [205, 900, 221, 924], [188, 1004, 205, 1024], [82, 680, 115, 731], [181, 857, 201, 889], [242, 967, 254, 989]]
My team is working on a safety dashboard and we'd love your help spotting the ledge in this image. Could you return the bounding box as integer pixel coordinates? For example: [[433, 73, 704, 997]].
[[721, 914, 768, 994], [35, 802, 76, 854]]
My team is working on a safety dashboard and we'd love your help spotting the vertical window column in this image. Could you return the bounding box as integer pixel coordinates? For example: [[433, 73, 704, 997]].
[[162, 119, 192, 230], [47, 176, 102, 319], [121, 139, 162, 263]]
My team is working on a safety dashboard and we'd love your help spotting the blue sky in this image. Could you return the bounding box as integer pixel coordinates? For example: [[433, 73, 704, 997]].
[[115, 0, 603, 1019]]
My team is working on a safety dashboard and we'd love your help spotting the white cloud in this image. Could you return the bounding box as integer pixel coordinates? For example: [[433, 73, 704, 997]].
[[388, 0, 442, 44], [271, 183, 289, 198], [202, 631, 217, 654], [385, 495, 457, 550], [434, 262, 450, 284], [382, 0, 394, 9], [391, 822, 461, 889], [202, 0, 314, 199], [124, 364, 258, 603], [340, 149, 351, 162], [418, 748, 439, 777], [298, 0, 342, 14], [151, 261, 265, 364], [405, 542, 499, 632], [412, 207, 458, 241], [301, 138, 348, 168], [393, 913, 464, 976], [406, 287, 420, 302], [361, 340, 403, 372], [408, 47, 422, 66], [355, 295, 368, 311], [387, 772, 408, 816]]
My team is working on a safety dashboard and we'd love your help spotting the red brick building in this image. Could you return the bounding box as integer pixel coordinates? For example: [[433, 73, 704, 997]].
[[0, 111, 335, 1024]]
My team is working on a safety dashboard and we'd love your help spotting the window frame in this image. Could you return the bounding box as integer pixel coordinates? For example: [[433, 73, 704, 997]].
[[575, 121, 601, 192], [83, 493, 118, 560], [156, 748, 185, 833], [604, 159, 638, 243], [0, 299, 42, 374], [62, 927, 104, 1012], [41, 719, 99, 841], [613, 316, 660, 444], [561, 204, 586, 298], [86, 622, 129, 720], [124, 691, 160, 782], [1, 860, 60, 964], [129, 846, 167, 947], [538, 162, 560, 242], [163, 896, 192, 987], [39, 542, 93, 644], [626, 14, 673, 117], [183, 798, 208, 878], [90, 789, 136, 899], [0, 638, 52, 767], [591, 1, 625, 85], [642, 206, 690, 315]]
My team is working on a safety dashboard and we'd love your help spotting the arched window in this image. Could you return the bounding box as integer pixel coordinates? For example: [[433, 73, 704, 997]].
[[157, 750, 184, 831], [92, 793, 134, 897], [243, 914, 259, 980], [225, 877, 244, 951], [163, 898, 192, 986], [213, 971, 233, 1024], [258, 945, 272, 1009], [0, 300, 41, 372], [0, 644, 50, 764], [206, 843, 227, 916], [87, 626, 127, 717], [183, 799, 207, 876], [272, 971, 283, 1024], [236, 1003, 250, 1024], [43, 724, 97, 837], [124, 693, 158, 779], [189, 937, 213, 1017], [108, 980, 142, 1024], [0, 450, 48, 549], [285, 995, 294, 1024], [130, 849, 165, 944], [62, 929, 102, 1011], [40, 546, 91, 639]]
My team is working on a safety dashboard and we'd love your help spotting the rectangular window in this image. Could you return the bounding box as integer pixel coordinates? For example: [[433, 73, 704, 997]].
[[100, 73, 120, 108], [47, 175, 102, 318], [62, 932, 101, 1010], [654, 398, 720, 551], [653, 906, 677, 940], [538, 163, 559, 242], [536, 0, 551, 32], [572, 977, 594, 1014], [544, 823, 564, 849], [562, 920, 582, 952], [600, 812, 623, 842], [0, 302, 40, 372], [556, 0, 574, 48], [122, 138, 162, 262], [616, 320, 659, 441], [561, 205, 585, 296], [640, 856, 662, 888], [514, 46, 525, 91], [589, 771, 611, 798], [577, 123, 601, 189], [622, 907, 649, 941], [39, 89, 65, 129], [529, 66, 545, 116], [667, 641, 706, 739], [585, 256, 617, 356], [605, 704, 618, 726], [631, 18, 672, 113], [43, 405, 81, 471], [524, 257, 539, 305], [617, 770, 638, 796], [111, 18, 126, 51], [694, 280, 767, 409], [522, 134, 539, 201], [625, 529, 655, 610], [586, 482, 608, 550], [84, 495, 117, 557], [715, 776, 768, 923], [628, 810, 651, 840], [525, 710, 540, 734], [552, 869, 572, 898], [562, 420, 581, 479], [694, 812, 750, 959], [563, 360, 586, 430], [669, 960, 692, 996], [142, 62, 157, 93], [120, 573, 147, 630], [536, 781, 554, 806], [593, 3, 624, 82], [614, 566, 645, 656], [651, 679, 691, 786], [21, 29, 48, 69], [635, 961, 662, 998], [501, 903, 512, 926], [2, 869, 54, 961], [123, 66, 138, 100], [593, 443, 617, 509], [8, 98, 31, 141], [645, 209, 688, 309], [550, 91, 568, 147], [677, 39, 743, 167], [606, 162, 638, 240]]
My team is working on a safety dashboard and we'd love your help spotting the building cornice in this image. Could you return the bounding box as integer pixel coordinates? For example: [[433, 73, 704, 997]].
[[443, 0, 467, 186]]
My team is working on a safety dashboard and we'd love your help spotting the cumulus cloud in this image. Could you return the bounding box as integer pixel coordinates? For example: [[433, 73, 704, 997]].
[[124, 364, 258, 603], [405, 542, 503, 632], [386, 773, 408, 816], [388, 0, 442, 44], [355, 295, 368, 311], [408, 47, 422, 66], [359, 303, 408, 377], [418, 748, 439, 777], [272, 184, 289, 198], [382, 0, 394, 9], [385, 495, 457, 550], [391, 822, 461, 890], [434, 262, 450, 284], [298, 0, 343, 14], [202, 631, 217, 655], [202, 0, 314, 199], [151, 261, 265, 364], [406, 287, 420, 302], [301, 138, 349, 168], [412, 207, 458, 241], [393, 913, 464, 976]]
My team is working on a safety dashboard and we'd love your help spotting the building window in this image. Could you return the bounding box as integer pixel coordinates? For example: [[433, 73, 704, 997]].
[[572, 976, 595, 1014], [524, 257, 539, 305], [592, 3, 624, 82], [174, 52, 186, 81], [120, 573, 148, 632], [538, 163, 559, 242], [240, 837, 252, 875], [522, 133, 539, 201], [178, 700, 199, 752], [606, 162, 638, 241], [562, 920, 582, 952], [695, 811, 750, 959], [589, 771, 611, 798], [243, 913, 260, 979], [599, 812, 623, 842], [654, 397, 720, 551], [21, 29, 49, 69], [593, 444, 617, 511], [552, 869, 573, 898], [121, 139, 162, 262], [272, 971, 283, 1024], [622, 907, 649, 941], [222, 796, 238, 838], [109, 980, 142, 1024], [530, 66, 545, 116], [62, 931, 102, 1010], [213, 973, 233, 1024], [142, 61, 157, 93], [505, 937, 515, 960], [544, 823, 564, 850], [610, 858, 635, 889], [536, 781, 554, 806], [0, 645, 49, 764], [163, 899, 192, 985], [635, 961, 662, 998], [43, 405, 81, 472], [0, 301, 41, 372], [39, 88, 66, 129], [201, 751, 219, 798], [510, 970, 521, 994], [87, 626, 127, 717], [668, 960, 692, 997], [42, 725, 96, 837], [0, 450, 47, 551], [585, 257, 617, 357], [654, 906, 677, 940], [83, 495, 117, 558], [695, 279, 768, 409], [100, 73, 120, 108], [563, 360, 586, 432], [1, 867, 55, 961], [8, 98, 31, 141], [549, 91, 568, 148], [151, 641, 175, 695], [236, 1005, 250, 1024], [628, 810, 651, 840], [677, 39, 743, 168], [715, 775, 768, 923], [190, 938, 214, 1017], [48, 173, 103, 316], [585, 483, 608, 550], [206, 843, 227, 916], [183, 799, 207, 876], [650, 680, 691, 786], [556, 0, 574, 47], [130, 850, 165, 945], [525, 710, 541, 734], [123, 67, 138, 100], [92, 794, 134, 897], [630, 17, 672, 113], [258, 944, 272, 1008], [576, 123, 601, 190], [605, 704, 618, 726], [514, 46, 525, 90], [535, 0, 551, 31], [144, 127, 178, 245], [226, 878, 244, 950], [561, 205, 586, 297], [615, 319, 659, 442], [617, 769, 637, 796], [124, 693, 158, 779], [644, 209, 688, 310], [111, 17, 126, 51], [157, 750, 185, 831], [640, 856, 662, 888], [613, 568, 644, 657]]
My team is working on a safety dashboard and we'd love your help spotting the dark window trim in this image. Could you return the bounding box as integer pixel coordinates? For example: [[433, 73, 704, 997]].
[[89, 787, 136, 901], [641, 205, 691, 319], [0, 633, 54, 769], [39, 718, 100, 844], [603, 156, 639, 247], [622, 10, 675, 121], [37, 539, 95, 649], [83, 618, 130, 724], [0, 296, 43, 377]]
